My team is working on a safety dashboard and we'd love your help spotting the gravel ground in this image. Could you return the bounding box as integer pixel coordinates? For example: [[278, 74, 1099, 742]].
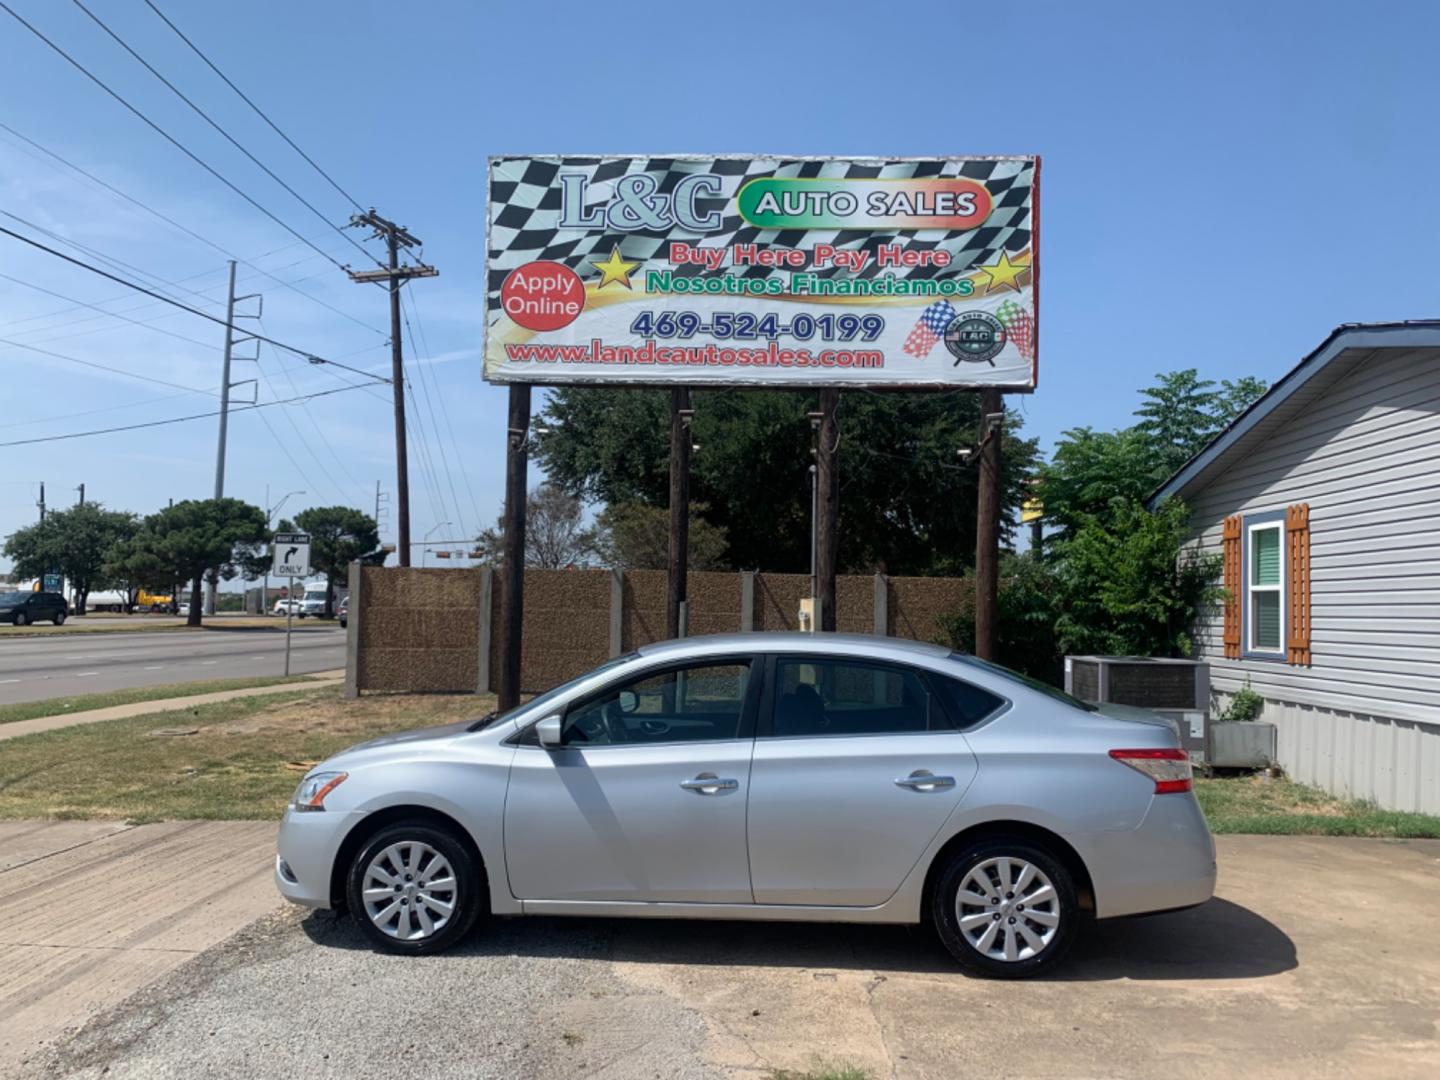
[[33, 907, 718, 1080]]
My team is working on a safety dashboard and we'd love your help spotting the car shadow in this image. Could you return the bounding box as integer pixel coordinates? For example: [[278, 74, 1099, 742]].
[[301, 896, 1295, 981]]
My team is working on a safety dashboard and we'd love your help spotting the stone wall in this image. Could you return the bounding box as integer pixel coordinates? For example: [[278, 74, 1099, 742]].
[[349, 564, 969, 696]]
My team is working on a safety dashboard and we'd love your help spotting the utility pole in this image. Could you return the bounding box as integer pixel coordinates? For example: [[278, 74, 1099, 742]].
[[815, 388, 840, 632], [347, 211, 438, 569], [37, 481, 45, 521], [75, 482, 85, 506], [497, 387, 531, 711], [666, 388, 693, 640], [205, 261, 260, 615], [974, 389, 1005, 660]]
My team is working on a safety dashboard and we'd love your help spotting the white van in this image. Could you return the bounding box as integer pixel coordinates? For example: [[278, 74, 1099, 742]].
[[299, 580, 330, 617]]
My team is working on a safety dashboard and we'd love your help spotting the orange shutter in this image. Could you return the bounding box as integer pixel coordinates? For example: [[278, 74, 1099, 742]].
[[1222, 515, 1242, 660], [1287, 503, 1312, 665]]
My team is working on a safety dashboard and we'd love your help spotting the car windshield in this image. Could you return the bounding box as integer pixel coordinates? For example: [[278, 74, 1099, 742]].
[[467, 652, 639, 731], [0, 591, 28, 605], [950, 653, 1098, 712]]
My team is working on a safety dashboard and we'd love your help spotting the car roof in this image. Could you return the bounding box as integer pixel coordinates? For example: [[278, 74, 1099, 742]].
[[635, 632, 952, 661]]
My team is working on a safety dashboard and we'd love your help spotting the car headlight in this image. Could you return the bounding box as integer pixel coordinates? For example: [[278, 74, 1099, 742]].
[[292, 771, 348, 811]]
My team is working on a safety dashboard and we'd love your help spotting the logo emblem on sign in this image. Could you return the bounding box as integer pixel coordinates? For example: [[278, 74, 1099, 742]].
[[943, 312, 1008, 365]]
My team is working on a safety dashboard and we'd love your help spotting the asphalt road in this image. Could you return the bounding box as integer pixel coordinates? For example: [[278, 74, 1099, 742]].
[[0, 627, 347, 707]]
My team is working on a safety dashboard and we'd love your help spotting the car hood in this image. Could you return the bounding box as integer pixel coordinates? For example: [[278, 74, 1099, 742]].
[[1095, 702, 1182, 738], [331, 720, 472, 761]]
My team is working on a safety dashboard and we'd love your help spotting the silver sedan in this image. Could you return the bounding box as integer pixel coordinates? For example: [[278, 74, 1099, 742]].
[[275, 633, 1215, 978]]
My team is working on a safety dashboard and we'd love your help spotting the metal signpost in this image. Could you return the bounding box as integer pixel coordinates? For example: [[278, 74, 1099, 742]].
[[271, 533, 311, 676], [483, 155, 1039, 705]]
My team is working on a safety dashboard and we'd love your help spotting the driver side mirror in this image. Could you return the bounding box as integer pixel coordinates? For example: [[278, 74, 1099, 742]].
[[535, 714, 563, 749]]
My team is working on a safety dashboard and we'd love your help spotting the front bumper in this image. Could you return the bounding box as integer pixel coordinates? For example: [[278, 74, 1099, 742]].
[[1073, 792, 1217, 919], [274, 806, 365, 909]]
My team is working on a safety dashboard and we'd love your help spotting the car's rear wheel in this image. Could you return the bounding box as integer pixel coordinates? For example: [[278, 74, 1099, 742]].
[[345, 821, 482, 954], [53, 612, 66, 625], [931, 838, 1079, 979], [13, 612, 27, 626]]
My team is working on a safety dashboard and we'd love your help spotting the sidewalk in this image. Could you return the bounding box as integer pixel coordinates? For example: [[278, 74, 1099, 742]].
[[0, 670, 344, 742], [0, 820, 280, 1075]]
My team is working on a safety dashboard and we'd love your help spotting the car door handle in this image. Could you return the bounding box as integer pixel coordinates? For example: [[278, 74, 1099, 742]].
[[680, 773, 739, 795], [894, 771, 956, 792]]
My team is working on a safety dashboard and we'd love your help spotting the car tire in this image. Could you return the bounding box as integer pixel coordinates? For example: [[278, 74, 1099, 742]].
[[931, 837, 1079, 979], [53, 612, 66, 625], [345, 821, 483, 955], [13, 612, 27, 626]]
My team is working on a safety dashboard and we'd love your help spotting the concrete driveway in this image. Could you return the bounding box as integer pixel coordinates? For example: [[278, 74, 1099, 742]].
[[16, 834, 1440, 1079]]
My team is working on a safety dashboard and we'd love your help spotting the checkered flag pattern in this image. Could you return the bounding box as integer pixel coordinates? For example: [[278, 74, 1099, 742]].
[[996, 299, 1036, 360], [903, 300, 957, 358], [487, 156, 1035, 313]]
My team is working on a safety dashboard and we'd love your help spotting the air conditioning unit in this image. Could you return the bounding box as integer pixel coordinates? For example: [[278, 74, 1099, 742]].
[[1064, 656, 1209, 760]]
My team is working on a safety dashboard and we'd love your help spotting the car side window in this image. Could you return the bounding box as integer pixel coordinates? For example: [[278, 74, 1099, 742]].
[[768, 658, 949, 738], [934, 674, 1007, 729], [562, 661, 752, 746]]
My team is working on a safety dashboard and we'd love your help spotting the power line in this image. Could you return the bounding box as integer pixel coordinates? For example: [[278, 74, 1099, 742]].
[[142, 0, 366, 213], [0, 382, 377, 448], [2, 335, 216, 396], [0, 0, 349, 272], [68, 0, 381, 269], [0, 271, 221, 352], [400, 295, 468, 536], [0, 222, 390, 383], [0, 388, 205, 431], [0, 119, 386, 335]]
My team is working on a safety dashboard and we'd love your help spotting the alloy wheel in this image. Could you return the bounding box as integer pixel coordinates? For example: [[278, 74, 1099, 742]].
[[361, 840, 458, 942], [955, 856, 1061, 963]]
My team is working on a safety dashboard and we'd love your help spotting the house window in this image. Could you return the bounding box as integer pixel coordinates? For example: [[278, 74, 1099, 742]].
[[1246, 519, 1284, 655]]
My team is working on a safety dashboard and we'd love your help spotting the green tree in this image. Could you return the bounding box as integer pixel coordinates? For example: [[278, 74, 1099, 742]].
[[938, 551, 1063, 683], [535, 388, 1039, 575], [102, 533, 173, 612], [126, 498, 269, 626], [475, 485, 598, 569], [292, 506, 383, 618], [591, 501, 730, 571], [2, 504, 137, 615], [1035, 426, 1163, 542], [1133, 369, 1222, 474]]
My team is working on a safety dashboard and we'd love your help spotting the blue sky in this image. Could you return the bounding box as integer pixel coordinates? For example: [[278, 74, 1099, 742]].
[[3, 0, 1438, 572]]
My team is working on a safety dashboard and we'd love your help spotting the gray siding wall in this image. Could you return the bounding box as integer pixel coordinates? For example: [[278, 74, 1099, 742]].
[[1186, 348, 1440, 812]]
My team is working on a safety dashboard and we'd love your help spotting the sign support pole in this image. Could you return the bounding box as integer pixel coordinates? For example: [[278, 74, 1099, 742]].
[[285, 575, 294, 677], [666, 387, 692, 640], [974, 388, 1004, 660], [498, 385, 531, 711], [816, 388, 840, 632]]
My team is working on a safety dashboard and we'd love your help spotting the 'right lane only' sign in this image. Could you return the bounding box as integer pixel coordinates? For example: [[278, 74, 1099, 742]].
[[272, 533, 311, 579]]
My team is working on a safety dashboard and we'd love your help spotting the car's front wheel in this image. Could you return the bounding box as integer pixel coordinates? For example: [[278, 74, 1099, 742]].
[[12, 611, 27, 626], [931, 838, 1079, 979], [345, 821, 482, 954]]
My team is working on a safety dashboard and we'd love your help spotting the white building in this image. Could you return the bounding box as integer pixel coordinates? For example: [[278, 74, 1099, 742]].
[[1150, 321, 1440, 814]]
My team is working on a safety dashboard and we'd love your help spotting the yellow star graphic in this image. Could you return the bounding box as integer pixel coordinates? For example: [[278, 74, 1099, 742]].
[[590, 245, 640, 290], [978, 250, 1028, 294]]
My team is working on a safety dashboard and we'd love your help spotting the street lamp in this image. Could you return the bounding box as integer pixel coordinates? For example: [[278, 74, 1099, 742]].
[[423, 521, 451, 567], [262, 488, 305, 613]]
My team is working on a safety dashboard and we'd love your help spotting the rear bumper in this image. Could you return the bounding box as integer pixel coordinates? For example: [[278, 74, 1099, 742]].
[[1072, 792, 1217, 919]]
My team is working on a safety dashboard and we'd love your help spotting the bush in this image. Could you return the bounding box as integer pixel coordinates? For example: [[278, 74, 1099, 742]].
[[938, 552, 1062, 685], [1219, 680, 1265, 722]]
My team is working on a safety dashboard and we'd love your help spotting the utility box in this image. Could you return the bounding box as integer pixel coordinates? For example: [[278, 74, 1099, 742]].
[[1209, 721, 1277, 768], [1065, 656, 1209, 760]]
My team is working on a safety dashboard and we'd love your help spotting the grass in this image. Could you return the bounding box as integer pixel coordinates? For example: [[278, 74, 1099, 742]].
[[1195, 774, 1440, 838], [0, 616, 333, 637], [767, 1066, 871, 1080], [0, 674, 339, 726], [0, 686, 494, 823]]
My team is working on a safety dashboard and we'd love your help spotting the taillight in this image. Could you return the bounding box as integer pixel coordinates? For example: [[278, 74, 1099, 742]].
[[1109, 748, 1192, 794]]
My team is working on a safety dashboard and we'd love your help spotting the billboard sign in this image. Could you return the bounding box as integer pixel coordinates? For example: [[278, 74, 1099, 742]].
[[484, 156, 1037, 390]]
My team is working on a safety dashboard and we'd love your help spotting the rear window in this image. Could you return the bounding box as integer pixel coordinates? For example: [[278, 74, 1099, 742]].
[[934, 675, 1007, 728], [950, 654, 1097, 712]]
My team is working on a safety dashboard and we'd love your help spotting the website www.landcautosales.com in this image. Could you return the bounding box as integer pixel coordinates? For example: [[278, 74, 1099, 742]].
[[504, 339, 885, 369]]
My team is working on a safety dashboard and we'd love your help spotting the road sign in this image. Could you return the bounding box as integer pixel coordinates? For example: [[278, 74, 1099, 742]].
[[43, 572, 62, 592], [272, 533, 311, 578]]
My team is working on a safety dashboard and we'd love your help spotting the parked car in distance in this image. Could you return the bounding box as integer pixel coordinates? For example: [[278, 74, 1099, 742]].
[[338, 598, 348, 629], [273, 598, 302, 616], [275, 633, 1216, 978], [0, 590, 69, 626]]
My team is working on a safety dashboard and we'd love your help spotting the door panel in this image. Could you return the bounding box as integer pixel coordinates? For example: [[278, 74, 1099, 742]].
[[746, 655, 978, 906], [503, 740, 755, 902]]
